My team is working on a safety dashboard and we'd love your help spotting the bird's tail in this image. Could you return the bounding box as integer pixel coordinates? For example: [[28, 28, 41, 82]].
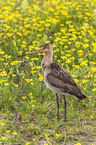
[[79, 94, 86, 100]]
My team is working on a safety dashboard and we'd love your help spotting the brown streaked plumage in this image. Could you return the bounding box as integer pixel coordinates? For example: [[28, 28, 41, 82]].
[[45, 62, 86, 100], [18, 43, 86, 121]]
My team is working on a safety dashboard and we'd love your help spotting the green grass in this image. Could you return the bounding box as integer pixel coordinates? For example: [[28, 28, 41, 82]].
[[0, 0, 96, 144]]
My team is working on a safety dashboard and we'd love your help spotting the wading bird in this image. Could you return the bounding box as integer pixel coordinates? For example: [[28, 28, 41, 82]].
[[18, 43, 86, 121]]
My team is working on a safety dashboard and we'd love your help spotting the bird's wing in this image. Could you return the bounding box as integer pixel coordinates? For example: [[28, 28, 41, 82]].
[[47, 62, 85, 99], [48, 62, 77, 86]]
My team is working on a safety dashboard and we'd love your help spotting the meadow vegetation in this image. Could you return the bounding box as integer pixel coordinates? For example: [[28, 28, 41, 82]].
[[0, 0, 96, 144]]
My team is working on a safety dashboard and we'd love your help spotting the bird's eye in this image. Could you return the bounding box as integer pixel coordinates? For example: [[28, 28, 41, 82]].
[[42, 43, 49, 49]]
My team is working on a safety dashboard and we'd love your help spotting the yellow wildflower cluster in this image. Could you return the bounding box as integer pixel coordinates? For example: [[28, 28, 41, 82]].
[[0, 0, 95, 98], [0, 0, 96, 144], [1, 122, 6, 126]]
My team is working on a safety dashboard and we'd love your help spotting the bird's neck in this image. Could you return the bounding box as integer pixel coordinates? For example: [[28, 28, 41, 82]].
[[41, 52, 53, 72]]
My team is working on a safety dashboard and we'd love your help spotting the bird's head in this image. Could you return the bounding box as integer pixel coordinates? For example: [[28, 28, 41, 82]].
[[18, 43, 53, 57], [39, 43, 53, 54]]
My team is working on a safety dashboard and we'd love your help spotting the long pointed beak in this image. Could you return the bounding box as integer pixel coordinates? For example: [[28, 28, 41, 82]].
[[17, 48, 43, 57]]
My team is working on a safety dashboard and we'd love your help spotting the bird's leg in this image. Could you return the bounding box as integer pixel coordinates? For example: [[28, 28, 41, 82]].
[[56, 93, 59, 121], [63, 95, 66, 121]]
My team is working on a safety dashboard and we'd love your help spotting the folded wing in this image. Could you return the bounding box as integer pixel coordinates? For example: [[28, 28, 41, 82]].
[[47, 62, 86, 100]]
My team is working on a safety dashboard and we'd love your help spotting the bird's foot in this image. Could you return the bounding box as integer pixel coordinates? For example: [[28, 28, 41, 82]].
[[64, 118, 66, 122]]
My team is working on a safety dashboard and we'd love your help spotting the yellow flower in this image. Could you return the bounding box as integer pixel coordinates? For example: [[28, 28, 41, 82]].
[[24, 17, 29, 21], [17, 32, 22, 36], [39, 76, 43, 81], [90, 115, 93, 119], [90, 67, 96, 72], [0, 58, 4, 61], [0, 71, 7, 76], [4, 63, 8, 66], [46, 137, 50, 140], [92, 88, 96, 92], [32, 138, 36, 141], [22, 96, 26, 99], [56, 134, 60, 137], [9, 97, 12, 100], [38, 74, 43, 81], [18, 51, 23, 55], [2, 137, 6, 140], [10, 60, 18, 66], [83, 44, 89, 48], [26, 142, 30, 145], [61, 56, 67, 60], [80, 61, 88, 67], [25, 56, 29, 59], [29, 92, 32, 96], [1, 122, 6, 126], [12, 74, 16, 77], [0, 50, 4, 54], [13, 83, 18, 87], [29, 45, 33, 51], [7, 130, 11, 133], [32, 105, 35, 107], [39, 20, 45, 24], [21, 44, 26, 48], [6, 33, 13, 37], [26, 79, 31, 83], [66, 59, 71, 64], [74, 143, 81, 145], [13, 132, 17, 135], [88, 96, 92, 99], [74, 79, 79, 84], [82, 79, 88, 83], [31, 82, 34, 85], [45, 23, 50, 27], [37, 66, 41, 69], [31, 71, 35, 74], [84, 39, 89, 42], [45, 134, 47, 137], [45, 40, 50, 43], [4, 83, 9, 86]]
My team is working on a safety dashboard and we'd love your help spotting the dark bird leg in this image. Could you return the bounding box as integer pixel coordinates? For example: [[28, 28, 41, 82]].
[[56, 93, 59, 121], [63, 95, 66, 121]]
